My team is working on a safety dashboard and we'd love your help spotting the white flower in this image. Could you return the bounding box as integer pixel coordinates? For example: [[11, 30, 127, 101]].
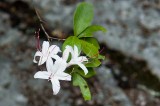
[[34, 58, 71, 95], [33, 41, 61, 66], [64, 45, 88, 75]]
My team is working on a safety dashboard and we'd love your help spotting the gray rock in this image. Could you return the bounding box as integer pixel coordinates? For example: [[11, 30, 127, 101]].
[[96, 66, 133, 106], [91, 0, 160, 79], [0, 57, 12, 87], [140, 9, 160, 30], [0, 56, 27, 106], [0, 87, 27, 106], [0, 29, 22, 46], [0, 12, 11, 34], [49, 90, 71, 106], [33, 0, 74, 30]]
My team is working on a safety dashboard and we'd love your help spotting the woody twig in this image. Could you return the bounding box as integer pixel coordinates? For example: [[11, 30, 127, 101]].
[[34, 8, 66, 41]]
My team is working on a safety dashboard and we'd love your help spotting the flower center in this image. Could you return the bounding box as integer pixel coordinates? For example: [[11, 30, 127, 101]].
[[48, 73, 53, 81]]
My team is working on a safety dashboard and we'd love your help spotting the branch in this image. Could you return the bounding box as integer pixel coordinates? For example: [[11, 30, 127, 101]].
[[34, 8, 66, 41]]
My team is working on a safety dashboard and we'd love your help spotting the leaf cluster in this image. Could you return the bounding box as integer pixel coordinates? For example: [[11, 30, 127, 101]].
[[62, 2, 106, 100]]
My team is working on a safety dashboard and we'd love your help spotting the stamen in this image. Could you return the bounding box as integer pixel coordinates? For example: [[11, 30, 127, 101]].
[[46, 45, 56, 61], [80, 56, 84, 62], [35, 28, 41, 51], [48, 73, 52, 81], [90, 47, 105, 58], [99, 47, 105, 54]]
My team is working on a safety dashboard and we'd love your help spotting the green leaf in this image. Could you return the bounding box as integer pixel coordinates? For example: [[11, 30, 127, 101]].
[[72, 73, 91, 100], [82, 37, 100, 49], [62, 36, 81, 52], [80, 40, 99, 58], [74, 2, 94, 36], [75, 68, 96, 78], [78, 25, 107, 38], [98, 54, 105, 60], [85, 59, 101, 67]]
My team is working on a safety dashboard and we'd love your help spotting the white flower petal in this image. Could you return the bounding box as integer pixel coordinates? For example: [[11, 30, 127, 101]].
[[77, 63, 88, 75], [49, 45, 61, 55], [42, 41, 49, 54], [56, 59, 67, 73], [63, 47, 70, 61], [47, 58, 66, 74], [46, 57, 54, 73], [51, 77, 60, 95], [66, 45, 73, 51], [66, 45, 74, 56], [38, 56, 47, 65], [51, 55, 60, 60], [58, 72, 71, 81], [34, 71, 50, 79], [74, 45, 79, 57], [33, 51, 42, 63], [78, 56, 88, 62], [65, 45, 89, 75]]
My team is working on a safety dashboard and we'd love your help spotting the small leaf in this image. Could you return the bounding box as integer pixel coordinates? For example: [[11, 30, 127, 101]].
[[98, 54, 105, 60], [82, 37, 100, 49], [72, 73, 91, 100], [85, 59, 101, 67], [80, 40, 99, 58], [62, 36, 81, 52], [74, 2, 94, 36], [78, 25, 107, 38], [75, 68, 96, 78]]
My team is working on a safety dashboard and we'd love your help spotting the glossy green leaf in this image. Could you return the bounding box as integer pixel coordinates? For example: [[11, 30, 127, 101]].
[[80, 40, 99, 58], [62, 36, 81, 52], [78, 25, 107, 38], [72, 73, 91, 100], [74, 2, 94, 36], [98, 54, 105, 60], [85, 59, 101, 67], [75, 68, 96, 78], [82, 37, 100, 49]]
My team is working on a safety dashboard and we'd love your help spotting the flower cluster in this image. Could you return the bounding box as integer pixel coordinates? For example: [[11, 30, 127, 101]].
[[33, 41, 88, 95]]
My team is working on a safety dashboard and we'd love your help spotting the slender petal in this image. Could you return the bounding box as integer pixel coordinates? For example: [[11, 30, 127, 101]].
[[78, 56, 88, 62], [56, 59, 67, 73], [42, 41, 49, 54], [46, 57, 54, 73], [34, 71, 50, 79], [57, 72, 71, 81], [51, 55, 60, 60], [49, 45, 61, 55], [77, 63, 88, 75], [38, 56, 47, 65], [66, 45, 73, 52], [65, 45, 88, 75], [65, 45, 74, 56], [63, 47, 70, 61], [46, 58, 66, 74], [51, 77, 60, 95], [46, 60, 58, 74], [74, 45, 79, 57], [33, 51, 42, 63]]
